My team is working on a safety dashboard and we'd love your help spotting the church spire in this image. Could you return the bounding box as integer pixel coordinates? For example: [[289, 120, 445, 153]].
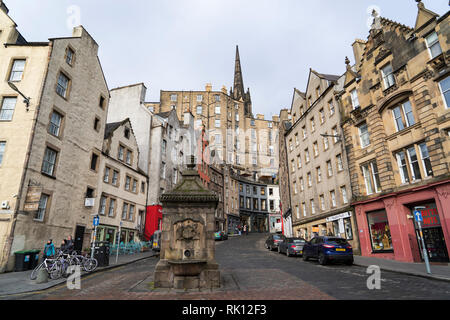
[[233, 45, 245, 101]]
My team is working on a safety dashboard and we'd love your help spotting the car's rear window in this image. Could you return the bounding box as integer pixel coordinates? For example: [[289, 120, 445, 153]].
[[326, 238, 348, 245], [289, 238, 305, 243], [273, 235, 284, 240]]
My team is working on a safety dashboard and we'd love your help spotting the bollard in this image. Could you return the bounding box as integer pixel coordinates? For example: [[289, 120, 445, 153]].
[[35, 268, 48, 284]]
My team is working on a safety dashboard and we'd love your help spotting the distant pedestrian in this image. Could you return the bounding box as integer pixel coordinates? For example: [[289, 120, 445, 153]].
[[243, 225, 248, 235], [66, 235, 74, 253], [43, 239, 55, 260], [60, 239, 68, 254]]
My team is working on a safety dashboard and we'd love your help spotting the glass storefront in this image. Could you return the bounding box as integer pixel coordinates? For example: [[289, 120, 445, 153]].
[[367, 210, 393, 252]]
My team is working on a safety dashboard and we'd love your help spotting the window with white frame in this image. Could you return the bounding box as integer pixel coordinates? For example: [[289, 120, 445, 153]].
[[0, 142, 5, 165], [332, 126, 339, 143], [327, 160, 333, 177], [307, 172, 312, 187], [305, 149, 310, 163], [99, 195, 107, 215], [215, 120, 221, 128], [300, 177, 304, 191], [108, 199, 115, 217], [49, 111, 63, 137], [310, 118, 315, 132], [313, 142, 319, 156], [297, 155, 302, 168], [341, 186, 348, 204], [425, 31, 442, 59], [302, 202, 307, 217], [295, 133, 299, 146], [197, 106, 202, 114], [122, 203, 128, 220], [42, 147, 57, 176], [293, 182, 298, 194], [396, 151, 410, 183], [170, 94, 177, 102], [337, 154, 344, 171], [56, 72, 70, 98], [316, 167, 322, 183], [392, 101, 415, 132], [9, 59, 26, 82], [302, 126, 307, 139], [103, 167, 110, 183], [0, 97, 17, 121], [330, 190, 336, 207], [358, 123, 370, 148], [323, 135, 329, 150], [362, 162, 381, 195], [406, 146, 422, 182], [351, 89, 360, 109], [215, 106, 221, 114], [214, 95, 220, 102], [311, 199, 316, 214], [197, 95, 203, 102], [296, 206, 300, 219], [66, 48, 75, 65], [319, 108, 325, 124], [381, 64, 395, 89], [320, 195, 325, 211], [291, 160, 295, 173], [419, 143, 433, 178], [329, 100, 335, 115], [439, 76, 450, 109]]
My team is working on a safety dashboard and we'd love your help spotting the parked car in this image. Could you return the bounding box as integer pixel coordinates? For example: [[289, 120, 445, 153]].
[[265, 234, 286, 251], [278, 238, 306, 257], [152, 230, 162, 251], [302, 236, 353, 265], [214, 231, 228, 241]]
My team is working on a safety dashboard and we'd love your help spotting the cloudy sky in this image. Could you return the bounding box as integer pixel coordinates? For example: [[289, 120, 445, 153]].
[[5, 0, 449, 119]]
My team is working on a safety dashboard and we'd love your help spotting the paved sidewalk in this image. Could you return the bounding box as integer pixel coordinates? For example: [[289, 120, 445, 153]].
[[0, 250, 158, 296], [354, 255, 450, 282]]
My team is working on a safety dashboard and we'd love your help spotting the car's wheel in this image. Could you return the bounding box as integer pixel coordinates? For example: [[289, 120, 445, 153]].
[[319, 253, 327, 265], [303, 252, 309, 261]]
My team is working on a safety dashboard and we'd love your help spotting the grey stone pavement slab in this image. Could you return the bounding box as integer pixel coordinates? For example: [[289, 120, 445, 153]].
[[0, 250, 157, 296], [353, 255, 450, 282]]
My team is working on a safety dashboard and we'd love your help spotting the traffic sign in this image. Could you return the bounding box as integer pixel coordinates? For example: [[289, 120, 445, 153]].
[[414, 210, 423, 223], [93, 216, 100, 227]]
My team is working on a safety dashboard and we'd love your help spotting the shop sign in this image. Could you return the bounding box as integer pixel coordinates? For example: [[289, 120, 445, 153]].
[[24, 186, 42, 212], [326, 211, 352, 222], [312, 227, 320, 233], [413, 203, 441, 229]]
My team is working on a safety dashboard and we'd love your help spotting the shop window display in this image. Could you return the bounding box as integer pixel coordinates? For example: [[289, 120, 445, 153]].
[[367, 210, 393, 252]]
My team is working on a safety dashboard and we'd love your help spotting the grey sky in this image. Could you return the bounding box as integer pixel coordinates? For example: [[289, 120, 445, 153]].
[[5, 0, 449, 119]]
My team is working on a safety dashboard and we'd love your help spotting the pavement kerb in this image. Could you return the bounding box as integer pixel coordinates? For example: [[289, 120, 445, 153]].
[[353, 261, 450, 283], [0, 252, 160, 298]]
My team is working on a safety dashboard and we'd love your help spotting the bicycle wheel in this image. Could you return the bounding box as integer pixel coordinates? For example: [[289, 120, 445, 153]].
[[30, 262, 44, 280], [49, 261, 62, 280], [84, 258, 98, 272]]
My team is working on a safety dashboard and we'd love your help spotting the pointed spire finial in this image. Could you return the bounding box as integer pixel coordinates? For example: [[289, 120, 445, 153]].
[[233, 45, 245, 101], [416, 0, 424, 9]]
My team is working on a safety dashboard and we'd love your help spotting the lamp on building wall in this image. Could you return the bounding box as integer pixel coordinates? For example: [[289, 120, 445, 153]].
[[8, 81, 31, 111], [320, 133, 342, 143]]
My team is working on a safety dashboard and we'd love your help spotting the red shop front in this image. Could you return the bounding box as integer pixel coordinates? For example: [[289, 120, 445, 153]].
[[354, 180, 450, 263]]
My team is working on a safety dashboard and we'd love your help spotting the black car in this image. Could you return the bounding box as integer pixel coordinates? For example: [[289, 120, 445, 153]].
[[302, 236, 353, 265], [278, 238, 306, 257], [265, 234, 286, 251]]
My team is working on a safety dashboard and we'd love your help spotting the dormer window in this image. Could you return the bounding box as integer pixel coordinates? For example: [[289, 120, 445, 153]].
[[381, 64, 395, 89], [351, 89, 360, 109], [425, 32, 442, 59]]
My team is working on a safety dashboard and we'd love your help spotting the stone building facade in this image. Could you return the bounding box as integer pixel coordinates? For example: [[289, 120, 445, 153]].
[[238, 178, 269, 233], [339, 2, 450, 263], [223, 165, 241, 234], [95, 119, 148, 245], [285, 70, 358, 251], [152, 47, 279, 181], [208, 165, 225, 232], [0, 3, 109, 271]]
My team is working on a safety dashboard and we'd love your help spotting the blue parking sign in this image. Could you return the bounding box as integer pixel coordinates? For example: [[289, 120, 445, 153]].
[[93, 216, 99, 227], [414, 210, 423, 223]]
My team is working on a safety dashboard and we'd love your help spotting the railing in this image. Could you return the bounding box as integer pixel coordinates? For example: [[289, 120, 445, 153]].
[[109, 241, 151, 255]]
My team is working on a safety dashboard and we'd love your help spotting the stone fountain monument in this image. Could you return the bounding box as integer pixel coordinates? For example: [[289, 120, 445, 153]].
[[153, 157, 220, 290]]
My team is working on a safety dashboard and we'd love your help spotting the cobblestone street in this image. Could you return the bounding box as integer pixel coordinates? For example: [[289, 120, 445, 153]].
[[2, 233, 448, 300]]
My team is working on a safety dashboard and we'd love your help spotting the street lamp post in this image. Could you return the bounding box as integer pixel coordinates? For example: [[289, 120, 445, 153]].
[[8, 81, 31, 111], [414, 206, 432, 274]]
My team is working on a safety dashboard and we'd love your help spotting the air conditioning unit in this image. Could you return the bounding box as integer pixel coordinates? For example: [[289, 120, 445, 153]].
[[1, 201, 10, 210], [85, 198, 95, 207]]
